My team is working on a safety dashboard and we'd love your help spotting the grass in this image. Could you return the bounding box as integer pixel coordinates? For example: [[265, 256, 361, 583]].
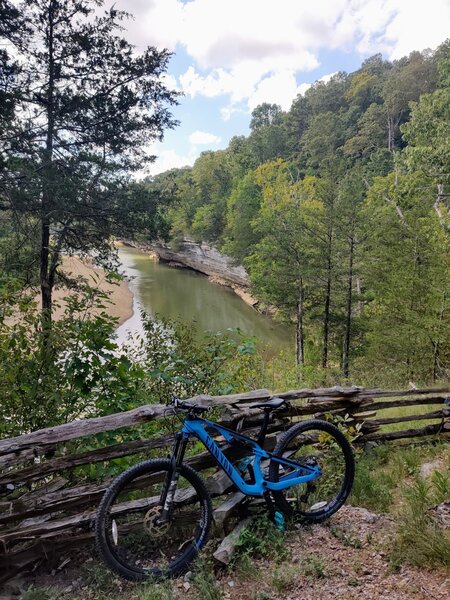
[[330, 525, 362, 548], [350, 441, 448, 513], [191, 559, 223, 600], [20, 588, 57, 600], [231, 514, 289, 567], [136, 580, 174, 600], [270, 566, 298, 593], [349, 439, 450, 571], [390, 473, 450, 569], [300, 554, 326, 579]]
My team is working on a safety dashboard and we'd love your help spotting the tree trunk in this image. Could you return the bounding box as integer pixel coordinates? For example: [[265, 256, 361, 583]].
[[432, 291, 446, 382], [322, 231, 332, 369], [342, 236, 355, 378], [295, 279, 305, 366], [40, 1, 56, 332], [387, 115, 394, 152]]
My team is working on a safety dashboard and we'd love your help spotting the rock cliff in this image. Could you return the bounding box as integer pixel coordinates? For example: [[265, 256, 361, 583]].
[[124, 237, 258, 308], [151, 237, 248, 287]]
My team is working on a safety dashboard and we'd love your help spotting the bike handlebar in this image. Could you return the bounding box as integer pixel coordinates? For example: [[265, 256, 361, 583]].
[[169, 396, 211, 415]]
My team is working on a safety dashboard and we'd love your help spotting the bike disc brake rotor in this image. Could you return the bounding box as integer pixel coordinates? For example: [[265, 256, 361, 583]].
[[143, 506, 171, 538]]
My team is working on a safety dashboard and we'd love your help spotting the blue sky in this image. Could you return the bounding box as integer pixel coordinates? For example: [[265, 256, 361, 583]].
[[114, 0, 450, 177]]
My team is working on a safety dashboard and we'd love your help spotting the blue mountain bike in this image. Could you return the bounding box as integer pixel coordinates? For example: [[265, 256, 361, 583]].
[[95, 396, 354, 581]]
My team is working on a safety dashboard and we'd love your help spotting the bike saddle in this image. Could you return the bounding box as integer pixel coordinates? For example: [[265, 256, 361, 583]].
[[251, 396, 286, 411]]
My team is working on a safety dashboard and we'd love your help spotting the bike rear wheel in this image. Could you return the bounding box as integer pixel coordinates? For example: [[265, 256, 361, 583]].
[[95, 458, 212, 581], [268, 419, 354, 523]]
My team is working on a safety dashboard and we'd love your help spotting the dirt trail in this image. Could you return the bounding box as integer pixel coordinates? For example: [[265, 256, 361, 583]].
[[211, 506, 449, 600], [3, 506, 449, 599]]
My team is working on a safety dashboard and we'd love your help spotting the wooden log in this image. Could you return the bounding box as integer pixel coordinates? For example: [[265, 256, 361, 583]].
[[2, 386, 448, 457], [0, 532, 93, 584], [0, 447, 56, 470], [0, 477, 68, 517], [350, 411, 378, 419], [368, 397, 447, 412], [190, 389, 271, 406], [214, 492, 246, 529], [361, 422, 450, 443], [275, 386, 364, 400], [213, 517, 252, 565], [0, 404, 172, 456], [366, 409, 449, 428], [0, 436, 263, 525], [209, 386, 449, 405], [0, 433, 176, 490], [0, 478, 113, 525]]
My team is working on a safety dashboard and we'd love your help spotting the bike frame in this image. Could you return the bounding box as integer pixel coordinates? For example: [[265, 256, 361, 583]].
[[174, 416, 321, 497]]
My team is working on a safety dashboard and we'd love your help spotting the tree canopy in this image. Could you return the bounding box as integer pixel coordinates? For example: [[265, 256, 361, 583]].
[[144, 41, 450, 383]]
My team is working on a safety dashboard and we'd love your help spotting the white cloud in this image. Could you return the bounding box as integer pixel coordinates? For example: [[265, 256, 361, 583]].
[[144, 149, 196, 177], [160, 73, 179, 93], [119, 0, 450, 64], [179, 66, 235, 99], [383, 0, 450, 59], [220, 105, 246, 122], [248, 71, 298, 112], [188, 131, 221, 145], [332, 0, 450, 59], [118, 0, 450, 123]]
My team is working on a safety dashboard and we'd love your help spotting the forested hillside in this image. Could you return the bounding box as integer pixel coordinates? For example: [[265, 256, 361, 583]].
[[146, 44, 450, 384]]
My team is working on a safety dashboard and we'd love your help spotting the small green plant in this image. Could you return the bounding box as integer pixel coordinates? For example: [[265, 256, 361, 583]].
[[232, 552, 258, 580], [352, 560, 362, 575], [270, 566, 297, 593], [431, 470, 449, 503], [300, 554, 326, 579], [350, 455, 393, 512], [136, 580, 173, 600], [330, 525, 362, 548], [192, 559, 223, 600], [390, 477, 450, 568], [20, 588, 56, 600], [80, 559, 121, 596], [347, 577, 360, 587], [329, 412, 363, 444], [233, 515, 288, 565], [254, 593, 273, 600]]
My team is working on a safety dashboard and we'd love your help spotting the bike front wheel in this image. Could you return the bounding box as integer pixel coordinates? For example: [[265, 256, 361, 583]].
[[268, 419, 355, 523], [95, 458, 212, 581]]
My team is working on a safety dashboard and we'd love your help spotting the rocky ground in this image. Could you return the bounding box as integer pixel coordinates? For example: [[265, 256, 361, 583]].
[[207, 506, 449, 600], [6, 505, 448, 600]]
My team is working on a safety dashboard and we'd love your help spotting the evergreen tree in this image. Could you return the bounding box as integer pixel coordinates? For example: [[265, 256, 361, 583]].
[[0, 0, 177, 326]]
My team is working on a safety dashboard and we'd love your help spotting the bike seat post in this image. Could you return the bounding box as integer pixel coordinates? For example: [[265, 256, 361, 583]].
[[256, 409, 272, 448]]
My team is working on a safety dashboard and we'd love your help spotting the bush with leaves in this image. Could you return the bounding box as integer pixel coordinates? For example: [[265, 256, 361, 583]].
[[0, 277, 141, 438], [0, 276, 263, 441]]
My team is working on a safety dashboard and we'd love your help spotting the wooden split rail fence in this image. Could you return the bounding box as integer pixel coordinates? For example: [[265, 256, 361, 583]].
[[0, 385, 449, 582]]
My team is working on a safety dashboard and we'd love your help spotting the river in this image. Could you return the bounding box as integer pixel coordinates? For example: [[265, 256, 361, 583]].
[[115, 246, 292, 355]]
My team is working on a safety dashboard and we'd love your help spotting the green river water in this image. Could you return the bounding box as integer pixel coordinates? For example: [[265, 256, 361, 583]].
[[116, 246, 292, 354]]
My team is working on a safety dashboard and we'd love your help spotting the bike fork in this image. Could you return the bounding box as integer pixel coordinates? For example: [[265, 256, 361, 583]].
[[159, 433, 188, 522]]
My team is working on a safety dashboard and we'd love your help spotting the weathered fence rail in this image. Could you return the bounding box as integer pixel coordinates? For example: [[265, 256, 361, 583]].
[[0, 385, 449, 582]]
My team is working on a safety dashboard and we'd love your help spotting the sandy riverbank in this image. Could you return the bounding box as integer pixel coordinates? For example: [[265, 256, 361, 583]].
[[37, 256, 134, 325]]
